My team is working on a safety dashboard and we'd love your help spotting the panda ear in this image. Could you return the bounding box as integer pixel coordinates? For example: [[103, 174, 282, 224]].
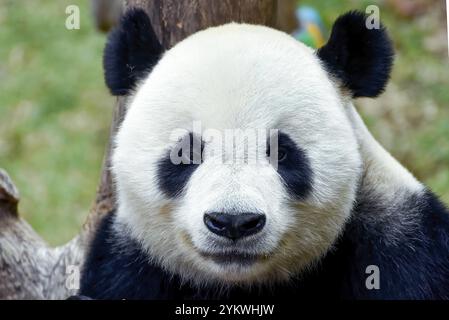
[[317, 11, 394, 98], [103, 9, 163, 96]]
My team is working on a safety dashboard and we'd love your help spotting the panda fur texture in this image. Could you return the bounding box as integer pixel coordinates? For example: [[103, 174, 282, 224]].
[[77, 9, 449, 300]]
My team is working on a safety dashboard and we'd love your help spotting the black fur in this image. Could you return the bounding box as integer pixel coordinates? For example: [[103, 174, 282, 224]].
[[317, 11, 394, 98], [157, 133, 204, 198], [103, 9, 163, 95], [327, 188, 449, 299], [79, 213, 191, 299], [267, 132, 313, 199], [78, 189, 449, 300]]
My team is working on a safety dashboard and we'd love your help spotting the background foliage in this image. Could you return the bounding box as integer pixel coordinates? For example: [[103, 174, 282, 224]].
[[0, 0, 113, 244]]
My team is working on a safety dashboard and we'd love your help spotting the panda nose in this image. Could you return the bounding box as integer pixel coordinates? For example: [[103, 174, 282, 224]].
[[203, 212, 266, 240]]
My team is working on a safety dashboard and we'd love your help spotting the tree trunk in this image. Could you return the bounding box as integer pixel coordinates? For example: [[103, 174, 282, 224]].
[[0, 0, 279, 299], [91, 0, 124, 32]]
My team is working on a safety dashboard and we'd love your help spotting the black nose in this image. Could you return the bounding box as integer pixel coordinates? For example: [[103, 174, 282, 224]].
[[203, 212, 266, 240]]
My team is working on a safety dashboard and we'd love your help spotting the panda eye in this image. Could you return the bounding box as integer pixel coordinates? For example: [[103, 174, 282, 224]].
[[188, 134, 204, 164], [277, 147, 287, 162], [174, 133, 204, 165], [266, 145, 287, 163]]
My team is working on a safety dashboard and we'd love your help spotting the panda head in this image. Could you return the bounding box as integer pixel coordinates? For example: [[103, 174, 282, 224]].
[[108, 9, 393, 286]]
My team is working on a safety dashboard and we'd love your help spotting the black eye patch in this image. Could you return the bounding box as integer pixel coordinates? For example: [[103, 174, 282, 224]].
[[157, 133, 204, 198], [267, 132, 313, 200]]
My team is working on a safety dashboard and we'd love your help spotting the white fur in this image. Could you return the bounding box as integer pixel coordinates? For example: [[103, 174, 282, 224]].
[[344, 102, 424, 244], [344, 103, 423, 196], [112, 23, 373, 286]]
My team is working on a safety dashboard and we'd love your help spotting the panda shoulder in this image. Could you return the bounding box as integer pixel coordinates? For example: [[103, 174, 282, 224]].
[[78, 212, 172, 299], [342, 189, 449, 299]]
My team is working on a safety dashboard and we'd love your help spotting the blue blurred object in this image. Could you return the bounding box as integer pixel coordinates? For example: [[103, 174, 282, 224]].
[[292, 5, 326, 49]]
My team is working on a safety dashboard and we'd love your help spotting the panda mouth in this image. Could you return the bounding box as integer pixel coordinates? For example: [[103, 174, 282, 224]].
[[199, 251, 265, 266]]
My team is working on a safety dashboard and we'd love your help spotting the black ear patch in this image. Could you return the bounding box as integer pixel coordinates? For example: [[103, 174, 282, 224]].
[[317, 11, 394, 98], [103, 9, 163, 96]]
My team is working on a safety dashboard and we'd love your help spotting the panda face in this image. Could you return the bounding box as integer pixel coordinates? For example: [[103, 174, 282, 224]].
[[112, 23, 363, 286]]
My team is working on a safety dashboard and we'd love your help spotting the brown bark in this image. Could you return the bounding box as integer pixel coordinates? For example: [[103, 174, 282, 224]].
[[0, 0, 279, 299], [91, 0, 124, 32], [127, 0, 278, 48], [276, 0, 298, 33]]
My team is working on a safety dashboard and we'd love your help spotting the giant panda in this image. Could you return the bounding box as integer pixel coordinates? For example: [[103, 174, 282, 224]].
[[77, 9, 449, 300]]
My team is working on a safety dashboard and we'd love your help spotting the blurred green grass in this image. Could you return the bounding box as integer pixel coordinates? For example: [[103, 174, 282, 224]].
[[0, 0, 113, 245], [304, 0, 449, 204], [0, 0, 448, 245]]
